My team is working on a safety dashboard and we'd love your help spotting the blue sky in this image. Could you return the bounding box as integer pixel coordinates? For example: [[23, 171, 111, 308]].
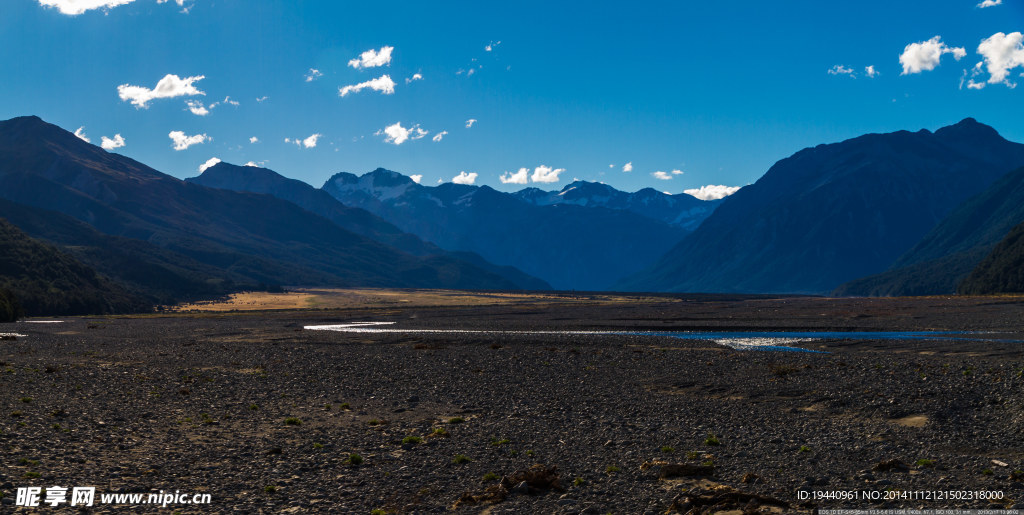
[[1, 1, 1022, 198]]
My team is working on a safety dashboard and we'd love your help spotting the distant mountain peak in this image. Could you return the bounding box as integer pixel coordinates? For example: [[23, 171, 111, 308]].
[[934, 117, 1000, 140]]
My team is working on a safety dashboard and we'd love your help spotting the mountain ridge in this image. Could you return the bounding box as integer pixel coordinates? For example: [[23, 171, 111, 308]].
[[322, 168, 700, 290]]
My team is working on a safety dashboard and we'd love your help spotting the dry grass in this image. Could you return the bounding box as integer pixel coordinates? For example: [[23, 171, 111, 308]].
[[169, 288, 668, 312]]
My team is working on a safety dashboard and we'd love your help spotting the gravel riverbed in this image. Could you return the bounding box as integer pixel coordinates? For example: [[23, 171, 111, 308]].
[[2, 294, 1024, 513]]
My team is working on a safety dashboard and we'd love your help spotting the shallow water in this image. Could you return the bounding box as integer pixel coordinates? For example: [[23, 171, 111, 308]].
[[306, 323, 1023, 353]]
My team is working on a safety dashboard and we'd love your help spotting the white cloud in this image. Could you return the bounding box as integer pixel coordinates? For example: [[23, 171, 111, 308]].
[[684, 185, 742, 200], [198, 157, 221, 173], [249, 136, 259, 144], [100, 134, 125, 150], [672, 169, 683, 175], [215, 96, 239, 107], [73, 127, 90, 143], [118, 74, 205, 108], [500, 168, 529, 184], [410, 174, 423, 184], [348, 46, 394, 69], [531, 165, 565, 183], [978, 0, 1002, 7], [256, 96, 268, 103], [485, 41, 501, 52], [168, 131, 209, 151], [376, 122, 427, 145], [432, 130, 448, 142], [864, 65, 880, 78], [452, 171, 478, 185], [338, 74, 396, 97], [244, 161, 267, 168], [465, 118, 477, 128], [652, 171, 673, 180], [828, 64, 856, 77], [899, 36, 966, 75], [405, 73, 423, 84], [186, 100, 208, 116], [302, 133, 321, 148], [622, 162, 633, 172], [37, 0, 136, 15], [976, 32, 1024, 87], [304, 68, 323, 82]]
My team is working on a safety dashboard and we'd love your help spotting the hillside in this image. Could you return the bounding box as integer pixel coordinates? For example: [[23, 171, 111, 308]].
[[958, 221, 1024, 295], [835, 165, 1024, 296], [0, 218, 145, 316]]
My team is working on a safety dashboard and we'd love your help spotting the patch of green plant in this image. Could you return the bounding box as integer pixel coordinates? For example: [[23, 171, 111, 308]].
[[368, 418, 383, 426], [249, 404, 259, 410], [491, 437, 510, 446], [482, 472, 500, 481], [605, 465, 621, 474], [348, 453, 363, 465], [339, 402, 351, 410], [452, 454, 472, 464], [704, 433, 721, 446], [448, 417, 465, 424], [982, 468, 994, 476], [798, 445, 811, 453], [701, 459, 714, 467], [660, 446, 675, 454], [313, 442, 323, 449], [263, 485, 276, 494], [402, 436, 422, 445], [20, 397, 32, 403], [431, 427, 448, 437], [24, 471, 41, 479], [916, 459, 935, 468], [284, 417, 302, 425], [18, 458, 39, 466], [370, 509, 389, 515], [573, 477, 584, 486], [686, 451, 700, 460]]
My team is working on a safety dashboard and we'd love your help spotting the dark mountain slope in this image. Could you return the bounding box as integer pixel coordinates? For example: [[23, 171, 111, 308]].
[[0, 217, 145, 316], [187, 162, 548, 290], [620, 119, 1024, 294], [0, 198, 244, 304], [0, 116, 521, 291], [835, 165, 1024, 296], [323, 169, 690, 290], [958, 221, 1024, 294]]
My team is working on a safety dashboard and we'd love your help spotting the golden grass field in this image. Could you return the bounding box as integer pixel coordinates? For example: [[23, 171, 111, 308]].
[[169, 288, 671, 312]]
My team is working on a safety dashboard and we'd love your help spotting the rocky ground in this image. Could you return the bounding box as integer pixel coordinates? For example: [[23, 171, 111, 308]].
[[1, 293, 1024, 513]]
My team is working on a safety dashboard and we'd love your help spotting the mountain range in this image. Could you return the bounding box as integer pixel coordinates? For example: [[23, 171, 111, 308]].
[[322, 170, 717, 290], [187, 162, 550, 290], [620, 118, 1024, 294], [0, 115, 537, 306], [4, 114, 1024, 316]]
